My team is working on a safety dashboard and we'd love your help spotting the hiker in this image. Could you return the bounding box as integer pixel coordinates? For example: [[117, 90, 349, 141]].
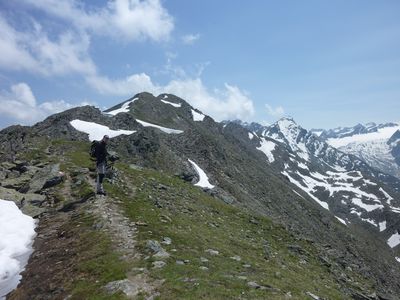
[[94, 135, 110, 195]]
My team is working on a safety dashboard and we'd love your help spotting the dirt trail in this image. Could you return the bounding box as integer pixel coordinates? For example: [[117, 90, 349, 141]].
[[89, 177, 161, 299], [90, 192, 139, 261]]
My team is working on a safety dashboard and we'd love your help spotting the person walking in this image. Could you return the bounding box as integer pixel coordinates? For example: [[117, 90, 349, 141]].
[[94, 135, 109, 195]]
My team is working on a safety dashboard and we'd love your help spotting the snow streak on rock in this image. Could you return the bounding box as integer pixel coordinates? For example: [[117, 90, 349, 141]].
[[282, 171, 329, 210], [135, 119, 183, 134], [70, 120, 136, 141], [188, 159, 214, 189], [106, 98, 138, 115], [161, 100, 181, 108]]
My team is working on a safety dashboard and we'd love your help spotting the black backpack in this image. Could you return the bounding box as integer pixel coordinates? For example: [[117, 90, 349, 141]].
[[90, 140, 98, 158]]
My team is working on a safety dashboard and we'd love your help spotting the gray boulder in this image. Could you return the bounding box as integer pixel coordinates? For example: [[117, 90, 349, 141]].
[[28, 164, 61, 193]]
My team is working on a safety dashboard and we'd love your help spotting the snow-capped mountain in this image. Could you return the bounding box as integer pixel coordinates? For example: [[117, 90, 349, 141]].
[[237, 117, 400, 246], [316, 122, 400, 179]]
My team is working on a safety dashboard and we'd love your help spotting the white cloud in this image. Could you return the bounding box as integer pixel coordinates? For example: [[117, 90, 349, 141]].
[[87, 73, 255, 121], [20, 0, 174, 42], [182, 33, 200, 45], [0, 83, 91, 125], [0, 15, 96, 76], [265, 103, 285, 117]]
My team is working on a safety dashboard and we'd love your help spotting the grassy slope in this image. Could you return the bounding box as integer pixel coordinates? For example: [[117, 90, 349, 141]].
[[15, 139, 376, 299], [107, 163, 375, 299]]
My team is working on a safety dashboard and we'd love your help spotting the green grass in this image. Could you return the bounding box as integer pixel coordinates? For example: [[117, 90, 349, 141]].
[[104, 164, 375, 299], [68, 214, 129, 300]]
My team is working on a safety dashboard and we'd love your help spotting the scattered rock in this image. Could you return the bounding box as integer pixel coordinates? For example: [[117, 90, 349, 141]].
[[247, 281, 262, 289], [135, 221, 148, 226], [156, 184, 168, 190], [263, 240, 271, 259], [104, 279, 138, 297], [243, 264, 251, 268], [230, 255, 241, 261], [28, 164, 60, 193], [306, 291, 320, 299], [205, 249, 219, 256], [287, 244, 307, 255], [199, 266, 209, 271], [161, 237, 172, 245], [146, 240, 170, 258], [152, 261, 166, 269], [200, 257, 209, 263], [176, 260, 185, 265], [160, 214, 172, 223], [249, 217, 259, 225], [237, 276, 247, 280]]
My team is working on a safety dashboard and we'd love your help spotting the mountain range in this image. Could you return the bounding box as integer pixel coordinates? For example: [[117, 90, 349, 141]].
[[311, 122, 400, 179], [1, 92, 399, 299]]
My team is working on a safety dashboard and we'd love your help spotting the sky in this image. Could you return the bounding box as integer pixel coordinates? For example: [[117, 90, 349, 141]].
[[0, 0, 399, 130]]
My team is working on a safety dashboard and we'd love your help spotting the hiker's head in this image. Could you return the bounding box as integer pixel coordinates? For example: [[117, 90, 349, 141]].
[[102, 135, 110, 144]]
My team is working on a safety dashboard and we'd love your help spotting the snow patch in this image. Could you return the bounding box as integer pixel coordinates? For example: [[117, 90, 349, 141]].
[[379, 221, 387, 232], [248, 132, 254, 140], [161, 100, 181, 108], [361, 218, 377, 227], [387, 232, 400, 248], [351, 198, 384, 212], [70, 120, 136, 141], [396, 257, 400, 263], [297, 161, 308, 170], [0, 200, 36, 299], [135, 119, 183, 134], [105, 98, 138, 115], [188, 159, 214, 189], [257, 138, 276, 163], [191, 109, 205, 121]]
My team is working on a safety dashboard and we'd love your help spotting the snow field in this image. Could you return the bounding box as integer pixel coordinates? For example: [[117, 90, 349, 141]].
[[257, 138, 276, 163], [70, 120, 136, 141], [0, 200, 36, 299]]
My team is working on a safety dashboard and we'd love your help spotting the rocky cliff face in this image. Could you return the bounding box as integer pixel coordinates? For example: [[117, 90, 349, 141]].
[[1, 92, 400, 299]]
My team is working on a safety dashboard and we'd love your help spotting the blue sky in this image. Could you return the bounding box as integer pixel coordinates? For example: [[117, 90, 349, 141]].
[[0, 0, 399, 129]]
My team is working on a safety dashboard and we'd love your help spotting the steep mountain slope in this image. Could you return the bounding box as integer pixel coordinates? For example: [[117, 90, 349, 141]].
[[315, 122, 400, 179], [236, 118, 400, 247], [1, 92, 400, 299]]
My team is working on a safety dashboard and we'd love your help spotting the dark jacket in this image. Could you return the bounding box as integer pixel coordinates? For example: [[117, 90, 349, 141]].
[[95, 141, 108, 165]]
